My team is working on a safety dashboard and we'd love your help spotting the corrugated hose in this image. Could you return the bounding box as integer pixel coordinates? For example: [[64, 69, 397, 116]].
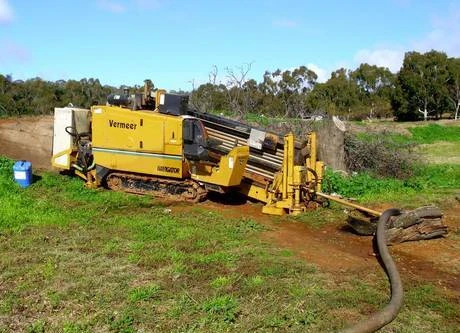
[[339, 208, 403, 333]]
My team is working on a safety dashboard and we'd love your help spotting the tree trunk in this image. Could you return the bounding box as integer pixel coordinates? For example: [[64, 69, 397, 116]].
[[418, 106, 428, 121], [316, 119, 347, 172], [455, 101, 459, 120]]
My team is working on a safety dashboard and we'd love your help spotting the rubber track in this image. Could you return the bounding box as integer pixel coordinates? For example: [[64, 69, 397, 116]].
[[106, 172, 207, 203]]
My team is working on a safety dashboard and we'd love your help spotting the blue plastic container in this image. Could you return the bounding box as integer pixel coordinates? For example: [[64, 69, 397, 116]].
[[13, 160, 32, 188]]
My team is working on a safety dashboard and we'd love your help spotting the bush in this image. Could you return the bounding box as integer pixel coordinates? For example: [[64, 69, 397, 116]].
[[344, 131, 418, 178]]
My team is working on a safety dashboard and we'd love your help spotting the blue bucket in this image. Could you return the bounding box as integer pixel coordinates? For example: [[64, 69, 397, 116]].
[[13, 160, 33, 188]]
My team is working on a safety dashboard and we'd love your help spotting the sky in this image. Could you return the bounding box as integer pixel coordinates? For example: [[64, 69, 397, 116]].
[[0, 0, 459, 90]]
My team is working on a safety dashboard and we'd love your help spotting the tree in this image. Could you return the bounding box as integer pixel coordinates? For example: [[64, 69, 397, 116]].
[[258, 66, 317, 118], [350, 64, 395, 119], [189, 82, 228, 112], [143, 79, 154, 91], [393, 51, 451, 121], [447, 57, 460, 120], [225, 62, 253, 117], [242, 78, 261, 115], [277, 66, 317, 118], [308, 68, 361, 118], [189, 66, 229, 113]]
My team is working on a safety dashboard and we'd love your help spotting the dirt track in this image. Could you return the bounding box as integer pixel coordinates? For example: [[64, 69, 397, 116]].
[[201, 200, 460, 297], [0, 116, 53, 169], [1, 116, 459, 299]]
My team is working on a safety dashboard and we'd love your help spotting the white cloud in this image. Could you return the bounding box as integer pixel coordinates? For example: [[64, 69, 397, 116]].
[[272, 18, 298, 28], [353, 5, 460, 72], [354, 48, 405, 72], [412, 6, 460, 56], [306, 63, 328, 83], [98, 0, 126, 13], [0, 0, 13, 24]]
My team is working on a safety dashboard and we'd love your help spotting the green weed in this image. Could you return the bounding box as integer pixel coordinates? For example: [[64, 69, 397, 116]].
[[404, 284, 457, 319], [0, 292, 17, 314], [418, 141, 460, 164], [47, 291, 62, 309], [201, 295, 239, 323], [108, 313, 135, 333], [246, 275, 264, 288], [293, 203, 346, 227], [62, 322, 91, 333], [210, 276, 232, 289], [128, 284, 161, 302], [26, 321, 46, 333], [244, 112, 273, 127], [356, 124, 460, 145]]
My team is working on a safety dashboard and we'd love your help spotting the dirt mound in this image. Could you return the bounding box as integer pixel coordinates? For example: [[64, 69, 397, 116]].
[[0, 116, 53, 169]]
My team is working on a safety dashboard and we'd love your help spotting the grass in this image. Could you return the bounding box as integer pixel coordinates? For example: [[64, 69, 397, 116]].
[[381, 124, 460, 145], [0, 156, 459, 332], [354, 123, 460, 164], [408, 124, 460, 144], [323, 164, 460, 206], [292, 203, 347, 227], [417, 141, 460, 164], [354, 123, 460, 145]]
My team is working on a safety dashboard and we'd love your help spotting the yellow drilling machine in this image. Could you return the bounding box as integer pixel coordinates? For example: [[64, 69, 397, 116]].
[[50, 84, 442, 226], [51, 92, 249, 203], [51, 86, 326, 215]]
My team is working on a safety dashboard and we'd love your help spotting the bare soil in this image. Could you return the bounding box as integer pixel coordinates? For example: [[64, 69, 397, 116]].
[[0, 116, 53, 169]]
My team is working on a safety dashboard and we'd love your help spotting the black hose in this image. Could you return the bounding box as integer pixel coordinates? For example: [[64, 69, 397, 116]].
[[340, 208, 403, 333]]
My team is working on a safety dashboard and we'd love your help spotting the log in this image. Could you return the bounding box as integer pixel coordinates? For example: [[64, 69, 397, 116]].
[[346, 206, 448, 244], [386, 218, 448, 244], [389, 206, 442, 229], [346, 210, 378, 235]]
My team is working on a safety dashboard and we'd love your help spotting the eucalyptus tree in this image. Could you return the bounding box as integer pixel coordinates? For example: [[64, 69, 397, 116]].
[[393, 51, 451, 120]]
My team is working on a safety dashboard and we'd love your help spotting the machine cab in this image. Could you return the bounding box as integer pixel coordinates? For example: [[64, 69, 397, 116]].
[[182, 118, 209, 161]]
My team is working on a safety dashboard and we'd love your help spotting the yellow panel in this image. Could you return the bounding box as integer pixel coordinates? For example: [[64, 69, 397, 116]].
[[141, 117, 164, 152], [163, 117, 182, 156], [91, 105, 184, 179], [93, 149, 184, 179], [91, 105, 183, 153], [262, 205, 285, 216], [190, 146, 249, 186], [239, 182, 269, 203], [51, 148, 73, 170]]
